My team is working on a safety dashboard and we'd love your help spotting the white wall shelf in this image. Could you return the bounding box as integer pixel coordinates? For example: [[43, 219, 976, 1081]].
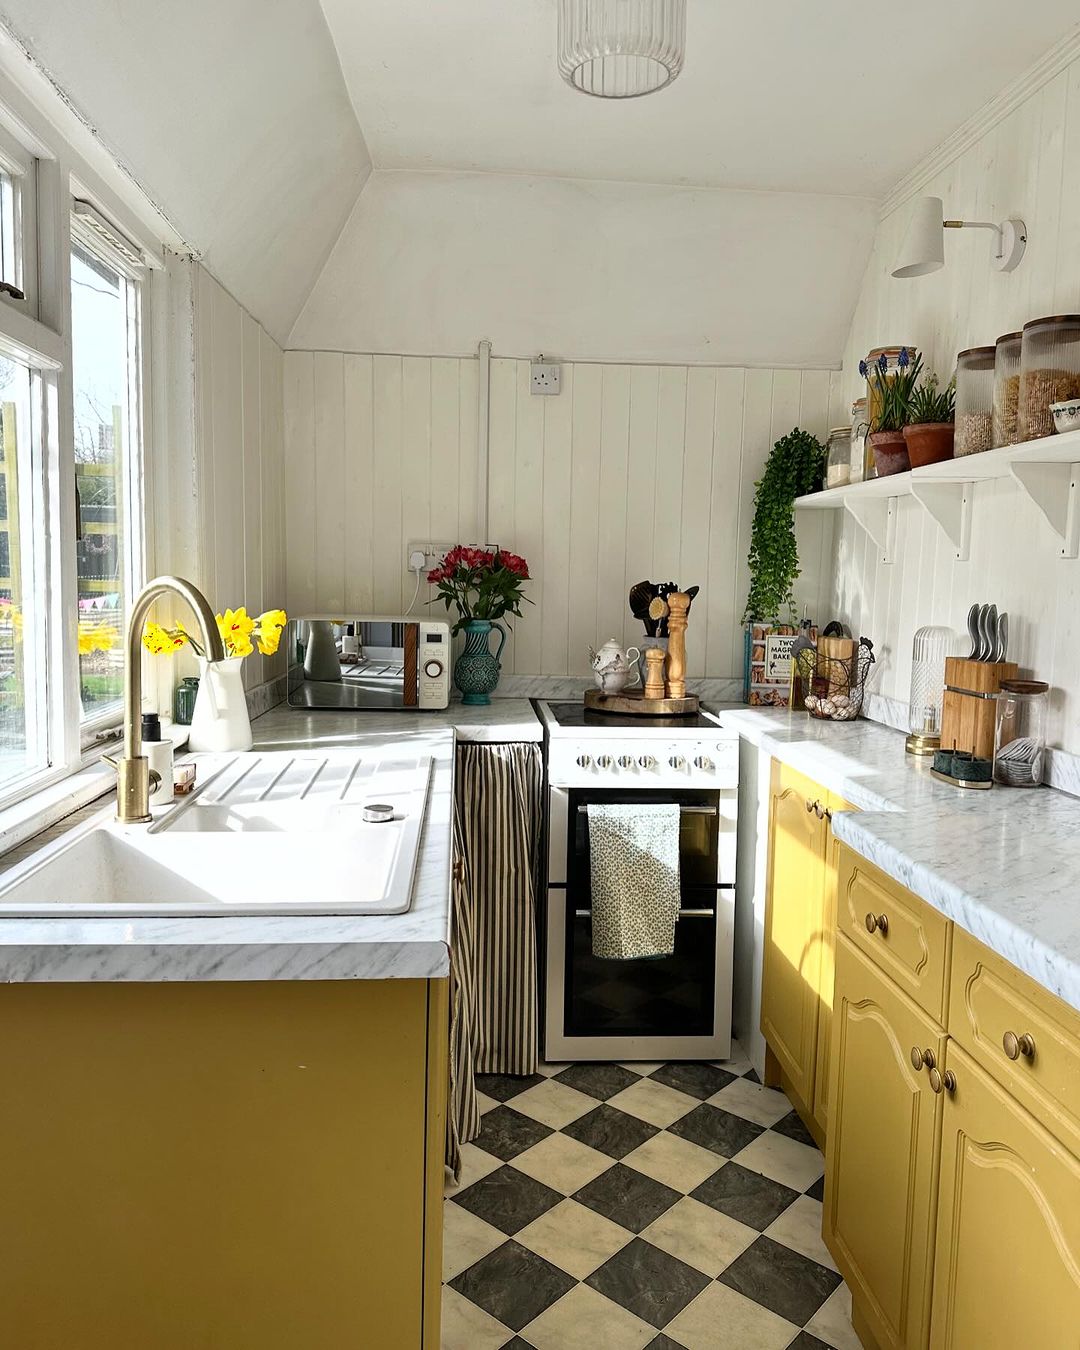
[[795, 426, 1080, 561]]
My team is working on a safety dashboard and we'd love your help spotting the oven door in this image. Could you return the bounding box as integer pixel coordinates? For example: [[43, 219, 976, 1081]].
[[544, 786, 734, 1062]]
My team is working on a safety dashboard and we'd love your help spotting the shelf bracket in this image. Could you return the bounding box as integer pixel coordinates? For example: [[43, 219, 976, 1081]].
[[844, 495, 897, 564], [910, 480, 972, 561], [1009, 461, 1080, 558]]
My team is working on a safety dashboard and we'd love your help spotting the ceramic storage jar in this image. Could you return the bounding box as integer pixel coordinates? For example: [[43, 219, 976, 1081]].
[[955, 346, 996, 456], [1017, 315, 1080, 441], [992, 330, 1022, 448]]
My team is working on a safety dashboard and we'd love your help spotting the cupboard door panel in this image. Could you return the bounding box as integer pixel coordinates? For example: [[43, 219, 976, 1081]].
[[762, 762, 827, 1106], [930, 1043, 1080, 1350], [825, 935, 942, 1350], [812, 814, 848, 1137]]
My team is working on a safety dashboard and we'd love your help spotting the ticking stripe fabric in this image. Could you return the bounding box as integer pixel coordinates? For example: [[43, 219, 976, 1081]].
[[447, 742, 544, 1175]]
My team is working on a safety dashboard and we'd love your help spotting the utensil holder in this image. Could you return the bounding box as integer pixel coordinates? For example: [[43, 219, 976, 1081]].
[[940, 657, 1019, 760]]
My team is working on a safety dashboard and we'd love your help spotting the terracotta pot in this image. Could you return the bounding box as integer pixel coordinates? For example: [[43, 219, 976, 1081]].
[[869, 429, 910, 477], [903, 421, 955, 468]]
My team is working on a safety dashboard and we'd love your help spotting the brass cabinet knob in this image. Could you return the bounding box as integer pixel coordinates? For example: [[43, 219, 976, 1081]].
[[910, 1046, 924, 1071], [805, 798, 815, 813], [943, 1069, 957, 1093], [928, 1066, 943, 1094], [922, 1048, 936, 1070], [1002, 1030, 1036, 1061], [864, 911, 889, 936], [813, 800, 825, 819]]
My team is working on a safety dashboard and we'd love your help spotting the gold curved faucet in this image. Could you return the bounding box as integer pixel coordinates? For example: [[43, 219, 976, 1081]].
[[111, 576, 225, 823]]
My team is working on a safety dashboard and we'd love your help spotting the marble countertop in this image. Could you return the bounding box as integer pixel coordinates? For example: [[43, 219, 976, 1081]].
[[257, 698, 543, 744], [710, 706, 1080, 1014]]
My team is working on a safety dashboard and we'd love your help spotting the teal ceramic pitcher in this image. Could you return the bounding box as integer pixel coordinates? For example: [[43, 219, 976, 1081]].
[[454, 619, 506, 705]]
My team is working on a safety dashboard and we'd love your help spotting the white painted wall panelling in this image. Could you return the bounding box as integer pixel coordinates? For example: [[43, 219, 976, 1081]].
[[832, 44, 1080, 753], [284, 352, 844, 678]]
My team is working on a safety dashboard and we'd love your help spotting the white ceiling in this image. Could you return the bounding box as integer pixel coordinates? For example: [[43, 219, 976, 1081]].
[[2, 0, 371, 342], [320, 0, 1080, 197]]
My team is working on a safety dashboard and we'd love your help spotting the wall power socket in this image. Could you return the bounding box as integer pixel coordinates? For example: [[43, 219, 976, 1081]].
[[406, 542, 501, 573], [531, 356, 561, 395]]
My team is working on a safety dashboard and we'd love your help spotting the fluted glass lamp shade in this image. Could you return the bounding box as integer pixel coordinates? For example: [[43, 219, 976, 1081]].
[[892, 196, 946, 278], [557, 0, 686, 98]]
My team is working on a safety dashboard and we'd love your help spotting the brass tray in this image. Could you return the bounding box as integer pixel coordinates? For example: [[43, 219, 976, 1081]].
[[584, 689, 700, 718]]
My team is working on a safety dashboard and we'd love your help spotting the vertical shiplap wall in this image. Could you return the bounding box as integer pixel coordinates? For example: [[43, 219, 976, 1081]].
[[194, 266, 287, 687], [284, 353, 844, 678], [832, 47, 1080, 751]]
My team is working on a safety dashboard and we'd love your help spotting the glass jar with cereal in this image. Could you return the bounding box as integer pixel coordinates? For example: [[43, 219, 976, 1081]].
[[954, 346, 996, 456], [1017, 315, 1080, 442], [991, 330, 1022, 448]]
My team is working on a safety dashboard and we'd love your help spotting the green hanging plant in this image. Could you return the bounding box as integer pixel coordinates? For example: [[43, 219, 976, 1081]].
[[742, 427, 825, 624]]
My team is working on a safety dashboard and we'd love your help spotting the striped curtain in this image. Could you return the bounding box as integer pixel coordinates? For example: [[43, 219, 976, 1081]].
[[447, 741, 544, 1175]]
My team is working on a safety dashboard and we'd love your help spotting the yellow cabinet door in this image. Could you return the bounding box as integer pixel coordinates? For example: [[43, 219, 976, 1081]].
[[930, 1042, 1080, 1350], [762, 762, 827, 1108], [825, 935, 943, 1350], [812, 795, 855, 1138]]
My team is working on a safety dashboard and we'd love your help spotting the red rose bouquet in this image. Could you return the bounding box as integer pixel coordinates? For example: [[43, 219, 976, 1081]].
[[427, 546, 532, 635]]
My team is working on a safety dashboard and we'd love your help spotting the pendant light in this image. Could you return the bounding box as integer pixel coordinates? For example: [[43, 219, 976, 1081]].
[[557, 0, 686, 99]]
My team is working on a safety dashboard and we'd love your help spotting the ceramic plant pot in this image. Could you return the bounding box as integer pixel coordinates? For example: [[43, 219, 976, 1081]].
[[453, 619, 507, 706], [869, 429, 910, 477], [903, 422, 955, 468], [187, 657, 253, 752]]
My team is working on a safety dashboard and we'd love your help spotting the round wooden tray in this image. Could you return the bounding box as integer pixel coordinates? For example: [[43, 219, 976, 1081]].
[[584, 689, 700, 717]]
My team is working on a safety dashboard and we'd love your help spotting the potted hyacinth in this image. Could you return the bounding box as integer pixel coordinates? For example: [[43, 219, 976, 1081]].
[[427, 546, 531, 704], [861, 346, 922, 476], [903, 372, 956, 467]]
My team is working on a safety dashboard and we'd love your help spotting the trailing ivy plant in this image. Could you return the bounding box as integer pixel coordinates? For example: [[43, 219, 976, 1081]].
[[742, 427, 826, 623]]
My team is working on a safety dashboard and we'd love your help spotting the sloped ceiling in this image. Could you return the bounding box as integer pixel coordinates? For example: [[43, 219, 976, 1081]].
[[1, 0, 371, 343]]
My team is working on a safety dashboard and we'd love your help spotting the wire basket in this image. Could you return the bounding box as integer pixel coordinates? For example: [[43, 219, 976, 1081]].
[[803, 638, 875, 721]]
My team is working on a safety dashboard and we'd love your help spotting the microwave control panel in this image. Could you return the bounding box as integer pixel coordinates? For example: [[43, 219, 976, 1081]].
[[418, 623, 451, 709]]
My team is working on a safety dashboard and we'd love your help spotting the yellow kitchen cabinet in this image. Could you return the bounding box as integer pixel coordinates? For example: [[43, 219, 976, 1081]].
[[761, 759, 853, 1141], [0, 977, 448, 1350], [929, 1042, 1080, 1349], [825, 934, 943, 1350]]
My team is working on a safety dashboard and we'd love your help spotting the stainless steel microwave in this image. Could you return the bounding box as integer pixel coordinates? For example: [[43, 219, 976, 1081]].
[[286, 617, 451, 711]]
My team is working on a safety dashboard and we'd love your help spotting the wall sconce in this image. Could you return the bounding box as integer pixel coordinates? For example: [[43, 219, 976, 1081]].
[[892, 195, 1027, 278]]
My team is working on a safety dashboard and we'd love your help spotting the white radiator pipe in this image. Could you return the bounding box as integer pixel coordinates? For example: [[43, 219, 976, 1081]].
[[477, 339, 491, 542]]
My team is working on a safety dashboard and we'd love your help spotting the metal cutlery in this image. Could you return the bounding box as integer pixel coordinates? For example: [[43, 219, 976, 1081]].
[[966, 602, 1008, 661]]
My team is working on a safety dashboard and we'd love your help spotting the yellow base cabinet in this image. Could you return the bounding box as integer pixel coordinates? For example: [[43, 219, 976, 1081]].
[[825, 934, 942, 1350], [0, 977, 448, 1350], [761, 760, 853, 1141], [930, 1042, 1080, 1349]]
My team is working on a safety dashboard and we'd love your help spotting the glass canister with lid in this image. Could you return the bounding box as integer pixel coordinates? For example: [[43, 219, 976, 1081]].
[[993, 680, 1049, 787], [849, 397, 867, 484], [954, 346, 996, 456], [1017, 315, 1080, 441], [992, 331, 1022, 448], [826, 427, 852, 488], [906, 625, 954, 755]]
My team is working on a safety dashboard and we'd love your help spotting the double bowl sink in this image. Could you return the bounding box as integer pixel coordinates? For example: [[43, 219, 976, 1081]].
[[0, 747, 434, 918]]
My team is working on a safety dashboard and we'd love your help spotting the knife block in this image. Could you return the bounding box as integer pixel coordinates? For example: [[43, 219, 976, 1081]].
[[940, 657, 1018, 760]]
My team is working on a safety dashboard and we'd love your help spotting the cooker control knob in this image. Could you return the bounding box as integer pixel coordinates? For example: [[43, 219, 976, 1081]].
[[669, 755, 686, 770], [423, 660, 444, 678], [618, 755, 635, 769], [596, 755, 614, 770], [693, 755, 713, 771], [637, 755, 656, 770], [576, 754, 592, 769]]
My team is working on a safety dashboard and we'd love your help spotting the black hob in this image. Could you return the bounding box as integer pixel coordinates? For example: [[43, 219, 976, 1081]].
[[543, 701, 719, 731]]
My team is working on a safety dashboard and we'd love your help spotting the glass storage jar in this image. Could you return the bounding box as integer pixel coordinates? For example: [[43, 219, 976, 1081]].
[[864, 345, 919, 429], [992, 330, 1022, 448], [849, 397, 867, 484], [1017, 315, 1080, 441], [993, 680, 1049, 787], [954, 346, 996, 456], [906, 625, 954, 755], [826, 427, 851, 488]]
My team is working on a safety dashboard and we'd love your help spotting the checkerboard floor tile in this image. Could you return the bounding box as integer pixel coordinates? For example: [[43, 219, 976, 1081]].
[[444, 1047, 860, 1349]]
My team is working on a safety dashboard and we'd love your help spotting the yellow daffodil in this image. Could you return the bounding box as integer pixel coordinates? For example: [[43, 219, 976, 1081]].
[[141, 622, 188, 655], [216, 607, 256, 658], [78, 621, 119, 655], [255, 608, 287, 656]]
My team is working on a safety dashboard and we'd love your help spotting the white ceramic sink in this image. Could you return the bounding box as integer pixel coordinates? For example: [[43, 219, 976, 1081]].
[[0, 749, 433, 918]]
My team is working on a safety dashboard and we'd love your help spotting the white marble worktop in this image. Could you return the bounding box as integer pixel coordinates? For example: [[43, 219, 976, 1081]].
[[709, 705, 1080, 1014], [0, 701, 534, 983]]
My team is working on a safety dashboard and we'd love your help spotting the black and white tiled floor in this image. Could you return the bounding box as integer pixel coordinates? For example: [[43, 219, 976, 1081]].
[[443, 1047, 861, 1349]]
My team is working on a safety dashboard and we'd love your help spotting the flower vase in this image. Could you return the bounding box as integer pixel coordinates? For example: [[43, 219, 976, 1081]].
[[454, 620, 506, 706], [187, 657, 253, 752]]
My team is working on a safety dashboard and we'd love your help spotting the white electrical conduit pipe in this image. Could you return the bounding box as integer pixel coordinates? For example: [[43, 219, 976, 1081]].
[[477, 339, 491, 543]]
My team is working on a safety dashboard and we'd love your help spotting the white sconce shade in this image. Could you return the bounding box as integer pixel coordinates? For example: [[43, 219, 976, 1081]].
[[892, 195, 1027, 279], [892, 196, 946, 278]]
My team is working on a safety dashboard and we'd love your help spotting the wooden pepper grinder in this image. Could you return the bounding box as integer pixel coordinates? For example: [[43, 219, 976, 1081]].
[[665, 592, 690, 699], [643, 647, 666, 700]]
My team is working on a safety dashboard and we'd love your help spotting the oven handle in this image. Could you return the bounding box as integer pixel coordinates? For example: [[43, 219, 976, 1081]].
[[573, 907, 714, 919], [576, 804, 717, 816]]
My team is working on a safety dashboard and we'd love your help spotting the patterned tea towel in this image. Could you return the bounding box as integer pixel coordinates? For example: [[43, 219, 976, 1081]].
[[586, 803, 681, 960]]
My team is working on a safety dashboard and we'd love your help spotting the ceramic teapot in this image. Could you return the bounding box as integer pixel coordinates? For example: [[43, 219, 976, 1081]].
[[589, 638, 641, 695]]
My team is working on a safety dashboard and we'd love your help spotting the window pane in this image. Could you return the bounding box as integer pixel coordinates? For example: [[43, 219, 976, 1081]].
[[71, 242, 133, 720], [0, 358, 45, 788]]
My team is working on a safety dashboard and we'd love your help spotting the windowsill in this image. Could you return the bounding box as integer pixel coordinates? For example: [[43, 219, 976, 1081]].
[[0, 761, 115, 858]]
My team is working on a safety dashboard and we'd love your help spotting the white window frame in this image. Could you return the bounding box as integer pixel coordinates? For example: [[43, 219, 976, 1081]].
[[0, 118, 37, 319]]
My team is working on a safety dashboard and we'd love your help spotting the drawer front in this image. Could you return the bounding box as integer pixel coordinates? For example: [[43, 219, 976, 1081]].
[[949, 926, 1080, 1155], [837, 846, 951, 1023]]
